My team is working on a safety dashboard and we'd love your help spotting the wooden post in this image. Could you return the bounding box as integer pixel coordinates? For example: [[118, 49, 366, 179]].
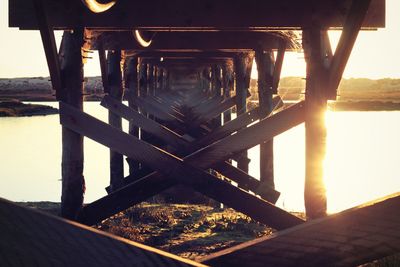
[[148, 64, 155, 96], [98, 44, 109, 94], [204, 67, 212, 96], [211, 64, 222, 129], [159, 68, 164, 91], [125, 56, 140, 175], [107, 50, 124, 192], [234, 52, 254, 173], [255, 49, 275, 189], [303, 26, 328, 219], [222, 63, 234, 124], [59, 30, 85, 220], [139, 61, 148, 97]]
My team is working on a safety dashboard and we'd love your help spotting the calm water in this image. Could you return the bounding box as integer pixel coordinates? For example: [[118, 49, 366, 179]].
[[1, 102, 400, 214]]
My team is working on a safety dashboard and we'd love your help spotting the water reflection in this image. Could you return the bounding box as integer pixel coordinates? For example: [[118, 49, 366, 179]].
[[1, 102, 400, 214]]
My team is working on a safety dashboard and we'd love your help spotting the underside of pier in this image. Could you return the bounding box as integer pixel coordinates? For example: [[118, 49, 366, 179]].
[[7, 0, 394, 266]]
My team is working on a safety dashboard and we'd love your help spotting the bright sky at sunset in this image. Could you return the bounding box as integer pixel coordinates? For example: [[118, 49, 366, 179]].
[[0, 0, 399, 79]]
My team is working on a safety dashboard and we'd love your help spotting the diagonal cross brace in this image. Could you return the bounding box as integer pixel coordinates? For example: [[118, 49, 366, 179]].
[[60, 102, 305, 228], [32, 0, 62, 99], [101, 95, 279, 201]]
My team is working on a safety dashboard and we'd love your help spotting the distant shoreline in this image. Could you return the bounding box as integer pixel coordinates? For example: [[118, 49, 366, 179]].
[[249, 100, 400, 111], [0, 99, 58, 117], [2, 76, 400, 112]]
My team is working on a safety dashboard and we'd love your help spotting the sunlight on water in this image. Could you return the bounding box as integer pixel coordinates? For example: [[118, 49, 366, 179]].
[[324, 111, 400, 213], [1, 103, 400, 214]]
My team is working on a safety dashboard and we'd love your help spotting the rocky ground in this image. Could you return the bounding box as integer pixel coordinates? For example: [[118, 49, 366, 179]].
[[20, 202, 276, 260], [18, 202, 399, 265]]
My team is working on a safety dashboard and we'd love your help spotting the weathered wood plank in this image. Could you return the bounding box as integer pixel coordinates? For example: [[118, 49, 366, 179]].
[[189, 102, 305, 168], [125, 56, 140, 175], [60, 103, 303, 228], [255, 48, 275, 189], [327, 0, 373, 99], [59, 31, 85, 220], [202, 193, 400, 267], [193, 107, 261, 149], [10, 0, 385, 30], [98, 43, 109, 93], [0, 198, 204, 267], [126, 94, 184, 123], [107, 50, 124, 191], [101, 95, 190, 150], [193, 96, 238, 124], [303, 27, 328, 219], [272, 40, 286, 94], [32, 0, 62, 98], [103, 96, 279, 202], [234, 52, 254, 173]]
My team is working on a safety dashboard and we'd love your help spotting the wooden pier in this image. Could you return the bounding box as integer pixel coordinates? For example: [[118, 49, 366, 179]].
[[6, 0, 395, 266]]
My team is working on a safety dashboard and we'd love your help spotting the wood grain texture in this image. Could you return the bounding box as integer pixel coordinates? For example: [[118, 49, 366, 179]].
[[202, 193, 400, 267], [10, 0, 384, 30], [60, 102, 304, 228]]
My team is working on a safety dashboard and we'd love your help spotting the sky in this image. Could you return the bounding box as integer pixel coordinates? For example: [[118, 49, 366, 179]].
[[0, 0, 399, 79]]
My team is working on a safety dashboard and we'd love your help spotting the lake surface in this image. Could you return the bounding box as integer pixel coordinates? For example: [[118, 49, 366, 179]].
[[1, 102, 400, 214]]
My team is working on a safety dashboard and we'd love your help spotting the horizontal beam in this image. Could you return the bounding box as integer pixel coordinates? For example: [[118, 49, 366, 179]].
[[10, 0, 384, 30], [92, 31, 299, 51]]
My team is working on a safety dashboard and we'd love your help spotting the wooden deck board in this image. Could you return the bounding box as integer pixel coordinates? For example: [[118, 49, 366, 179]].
[[9, 0, 385, 30], [0, 198, 205, 267], [202, 193, 400, 267]]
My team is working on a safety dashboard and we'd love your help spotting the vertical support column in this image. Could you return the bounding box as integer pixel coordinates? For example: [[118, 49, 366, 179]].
[[125, 56, 140, 175], [98, 44, 109, 94], [107, 50, 124, 192], [303, 26, 328, 219], [59, 30, 85, 220], [204, 67, 212, 96], [159, 68, 165, 92], [234, 52, 254, 173], [222, 62, 234, 124], [255, 49, 275, 189], [165, 68, 170, 91], [211, 64, 222, 129], [139, 61, 148, 97], [148, 64, 155, 96]]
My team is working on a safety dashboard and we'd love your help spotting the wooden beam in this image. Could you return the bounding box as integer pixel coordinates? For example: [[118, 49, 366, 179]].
[[32, 0, 62, 99], [0, 198, 208, 267], [59, 30, 85, 220], [303, 26, 328, 219], [132, 51, 239, 59], [91, 32, 297, 51], [124, 56, 140, 175], [234, 52, 254, 173], [60, 102, 304, 229], [106, 50, 124, 191], [126, 94, 184, 123], [222, 63, 234, 123], [202, 193, 400, 267], [193, 107, 262, 149], [327, 0, 373, 99], [272, 40, 286, 94], [255, 48, 275, 189], [102, 96, 280, 202], [101, 95, 190, 150], [10, 0, 385, 30], [189, 102, 305, 170], [98, 42, 109, 94]]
